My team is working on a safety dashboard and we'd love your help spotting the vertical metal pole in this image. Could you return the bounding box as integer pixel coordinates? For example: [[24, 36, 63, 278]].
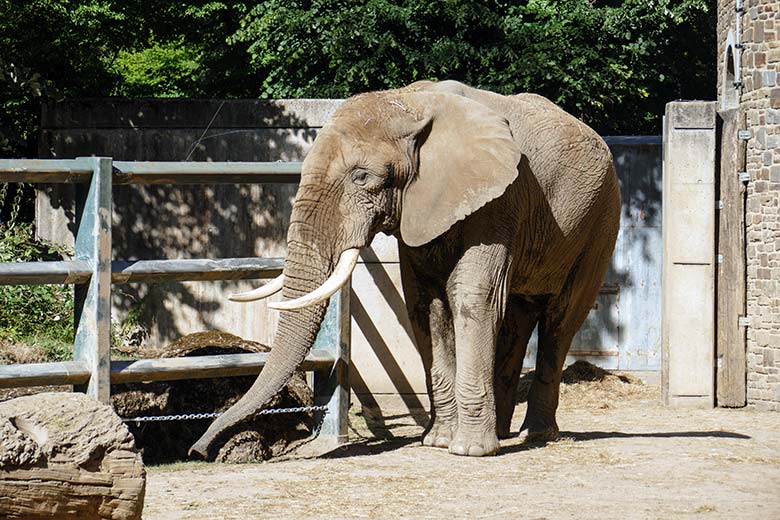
[[73, 157, 112, 403], [312, 279, 351, 444]]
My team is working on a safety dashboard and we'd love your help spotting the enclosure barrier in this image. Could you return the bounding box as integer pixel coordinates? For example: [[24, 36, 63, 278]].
[[0, 157, 350, 443]]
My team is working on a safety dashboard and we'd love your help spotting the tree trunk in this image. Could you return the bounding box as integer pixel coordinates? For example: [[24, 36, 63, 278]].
[[0, 392, 145, 520]]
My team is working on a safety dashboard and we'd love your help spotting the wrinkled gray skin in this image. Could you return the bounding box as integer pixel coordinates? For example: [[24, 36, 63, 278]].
[[190, 80, 620, 458]]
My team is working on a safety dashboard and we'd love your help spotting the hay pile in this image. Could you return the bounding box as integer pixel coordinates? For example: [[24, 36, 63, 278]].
[[517, 360, 653, 409], [0, 339, 48, 365], [112, 331, 314, 464]]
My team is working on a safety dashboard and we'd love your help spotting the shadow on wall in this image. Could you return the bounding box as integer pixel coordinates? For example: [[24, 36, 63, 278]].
[[39, 99, 332, 346]]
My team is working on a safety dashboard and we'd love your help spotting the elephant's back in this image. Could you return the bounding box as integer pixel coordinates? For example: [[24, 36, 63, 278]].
[[508, 93, 616, 238]]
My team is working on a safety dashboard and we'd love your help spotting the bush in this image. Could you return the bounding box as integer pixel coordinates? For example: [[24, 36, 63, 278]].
[[0, 222, 74, 361]]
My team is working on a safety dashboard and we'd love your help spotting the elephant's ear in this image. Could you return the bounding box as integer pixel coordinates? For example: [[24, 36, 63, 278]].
[[394, 91, 521, 247]]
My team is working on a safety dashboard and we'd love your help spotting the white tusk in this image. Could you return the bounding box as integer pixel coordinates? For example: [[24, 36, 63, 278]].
[[228, 274, 284, 302], [268, 248, 359, 311]]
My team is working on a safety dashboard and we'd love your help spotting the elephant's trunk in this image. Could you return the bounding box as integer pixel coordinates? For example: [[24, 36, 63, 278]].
[[189, 245, 330, 459]]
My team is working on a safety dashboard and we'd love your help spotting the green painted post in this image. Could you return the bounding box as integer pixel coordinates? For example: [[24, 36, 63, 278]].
[[312, 281, 351, 444], [73, 157, 113, 403]]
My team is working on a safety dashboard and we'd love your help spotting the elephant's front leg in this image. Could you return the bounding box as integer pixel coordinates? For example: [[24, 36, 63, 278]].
[[421, 297, 458, 448], [399, 248, 457, 449], [446, 247, 509, 457]]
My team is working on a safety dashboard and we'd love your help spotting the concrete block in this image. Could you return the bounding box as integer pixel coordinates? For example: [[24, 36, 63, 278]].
[[667, 101, 717, 129], [349, 263, 427, 397], [665, 129, 716, 184], [662, 101, 716, 408], [665, 263, 715, 402]]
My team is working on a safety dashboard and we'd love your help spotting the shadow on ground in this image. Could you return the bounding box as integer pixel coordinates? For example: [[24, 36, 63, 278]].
[[313, 361, 752, 460]]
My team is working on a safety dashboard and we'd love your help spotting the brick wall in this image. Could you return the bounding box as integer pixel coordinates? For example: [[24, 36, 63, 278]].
[[720, 0, 780, 411]]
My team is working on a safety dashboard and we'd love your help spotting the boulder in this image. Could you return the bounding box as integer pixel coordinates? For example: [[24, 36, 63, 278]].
[[0, 392, 145, 520]]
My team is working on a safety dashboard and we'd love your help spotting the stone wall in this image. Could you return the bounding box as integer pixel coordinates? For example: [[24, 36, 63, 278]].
[[718, 0, 737, 105], [720, 0, 780, 411]]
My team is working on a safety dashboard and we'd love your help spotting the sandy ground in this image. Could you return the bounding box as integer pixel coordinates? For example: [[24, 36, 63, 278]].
[[143, 377, 780, 520]]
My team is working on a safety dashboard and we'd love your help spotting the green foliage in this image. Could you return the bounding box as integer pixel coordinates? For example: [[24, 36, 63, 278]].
[[0, 223, 74, 357], [0, 0, 714, 157], [231, 0, 714, 134], [0, 0, 254, 157], [110, 38, 203, 98]]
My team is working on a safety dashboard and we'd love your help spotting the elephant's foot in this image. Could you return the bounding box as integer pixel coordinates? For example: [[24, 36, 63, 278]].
[[496, 413, 514, 439], [448, 429, 500, 457], [518, 418, 560, 444], [422, 421, 455, 449]]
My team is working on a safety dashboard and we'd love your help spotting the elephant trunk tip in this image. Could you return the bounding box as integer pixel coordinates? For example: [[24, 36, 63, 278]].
[[188, 440, 211, 461]]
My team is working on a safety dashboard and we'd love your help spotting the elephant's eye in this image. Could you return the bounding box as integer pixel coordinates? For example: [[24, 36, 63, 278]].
[[351, 169, 370, 186]]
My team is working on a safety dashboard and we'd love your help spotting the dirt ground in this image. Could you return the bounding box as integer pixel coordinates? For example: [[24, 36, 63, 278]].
[[143, 374, 780, 520]]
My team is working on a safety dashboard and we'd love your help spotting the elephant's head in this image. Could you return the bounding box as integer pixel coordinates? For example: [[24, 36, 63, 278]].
[[189, 86, 522, 458]]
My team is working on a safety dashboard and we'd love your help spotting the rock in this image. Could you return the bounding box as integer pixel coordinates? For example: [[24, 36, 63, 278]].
[[0, 392, 146, 520], [111, 331, 314, 463]]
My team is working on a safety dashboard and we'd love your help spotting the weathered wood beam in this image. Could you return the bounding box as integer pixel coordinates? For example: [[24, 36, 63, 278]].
[[0, 350, 336, 388], [716, 108, 747, 407], [1, 159, 303, 185], [0, 361, 91, 387], [111, 257, 284, 283], [0, 260, 92, 285], [110, 349, 335, 384], [112, 161, 302, 184], [0, 258, 284, 286], [0, 158, 93, 183]]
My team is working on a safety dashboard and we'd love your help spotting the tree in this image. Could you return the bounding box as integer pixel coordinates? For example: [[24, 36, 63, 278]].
[[0, 0, 254, 157], [0, 0, 715, 157], [231, 0, 715, 134]]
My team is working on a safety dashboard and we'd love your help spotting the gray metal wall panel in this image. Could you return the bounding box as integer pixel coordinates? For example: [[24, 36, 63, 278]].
[[524, 139, 662, 371]]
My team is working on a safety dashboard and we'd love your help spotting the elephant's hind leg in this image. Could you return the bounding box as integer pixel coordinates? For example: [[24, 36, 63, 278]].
[[494, 296, 539, 439], [521, 239, 615, 443]]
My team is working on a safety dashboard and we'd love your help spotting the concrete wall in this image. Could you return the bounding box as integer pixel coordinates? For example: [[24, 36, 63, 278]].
[[718, 0, 780, 411], [38, 98, 662, 408]]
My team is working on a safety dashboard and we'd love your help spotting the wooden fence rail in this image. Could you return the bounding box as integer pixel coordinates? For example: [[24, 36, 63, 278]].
[[0, 157, 350, 444]]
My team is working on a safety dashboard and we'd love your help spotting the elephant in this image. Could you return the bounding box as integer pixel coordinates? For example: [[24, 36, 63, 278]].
[[190, 79, 621, 458]]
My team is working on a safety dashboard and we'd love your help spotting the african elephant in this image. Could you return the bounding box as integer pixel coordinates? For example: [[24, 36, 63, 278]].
[[190, 80, 621, 458]]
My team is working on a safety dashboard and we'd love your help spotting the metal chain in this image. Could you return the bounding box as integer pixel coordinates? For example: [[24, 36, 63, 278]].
[[122, 404, 329, 424]]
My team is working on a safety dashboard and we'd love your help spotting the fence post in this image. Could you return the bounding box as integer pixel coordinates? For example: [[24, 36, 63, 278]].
[[312, 280, 351, 444], [73, 157, 113, 403], [662, 103, 717, 408]]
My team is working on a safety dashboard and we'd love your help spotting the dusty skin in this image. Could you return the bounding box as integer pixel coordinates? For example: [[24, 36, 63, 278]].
[[144, 375, 780, 520]]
